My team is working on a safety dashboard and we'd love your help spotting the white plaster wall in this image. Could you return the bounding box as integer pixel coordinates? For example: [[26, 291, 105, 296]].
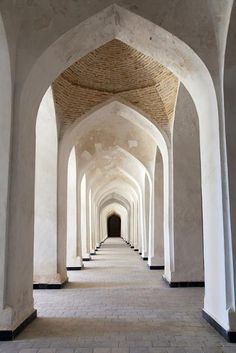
[[80, 174, 90, 259], [224, 3, 236, 327], [171, 84, 204, 283], [143, 174, 151, 258], [85, 185, 92, 255], [34, 87, 58, 284], [66, 148, 83, 268], [148, 152, 164, 267], [0, 13, 13, 327], [88, 189, 95, 252], [75, 112, 156, 175]]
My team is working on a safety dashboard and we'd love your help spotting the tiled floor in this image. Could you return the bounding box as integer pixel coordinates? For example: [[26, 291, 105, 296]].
[[1, 237, 236, 353]]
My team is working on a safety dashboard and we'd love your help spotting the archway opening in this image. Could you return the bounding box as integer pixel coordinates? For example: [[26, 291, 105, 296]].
[[2, 4, 231, 344], [107, 213, 121, 237]]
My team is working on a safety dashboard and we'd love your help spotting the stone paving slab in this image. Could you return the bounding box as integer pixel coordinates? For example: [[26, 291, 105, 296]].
[[1, 238, 236, 353]]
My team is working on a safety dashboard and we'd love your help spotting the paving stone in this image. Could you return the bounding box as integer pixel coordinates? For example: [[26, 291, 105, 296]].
[[111, 348, 129, 353], [201, 348, 224, 353], [167, 348, 187, 353], [223, 348, 236, 353], [149, 349, 168, 353], [1, 239, 236, 353], [184, 348, 203, 353], [129, 348, 150, 353]]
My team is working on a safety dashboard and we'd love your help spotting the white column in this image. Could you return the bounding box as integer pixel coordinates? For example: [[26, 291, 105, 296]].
[[0, 14, 14, 331], [34, 87, 62, 286], [142, 174, 150, 259], [66, 148, 83, 270], [164, 84, 204, 285], [81, 175, 91, 260], [148, 155, 164, 269]]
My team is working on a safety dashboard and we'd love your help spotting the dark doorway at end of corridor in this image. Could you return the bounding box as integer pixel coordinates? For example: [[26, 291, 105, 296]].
[[107, 214, 121, 237]]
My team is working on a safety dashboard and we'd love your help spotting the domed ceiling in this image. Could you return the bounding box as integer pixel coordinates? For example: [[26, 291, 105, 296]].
[[52, 39, 179, 137]]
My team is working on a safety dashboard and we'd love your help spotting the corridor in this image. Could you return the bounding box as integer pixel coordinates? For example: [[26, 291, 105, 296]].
[[0, 238, 234, 353]]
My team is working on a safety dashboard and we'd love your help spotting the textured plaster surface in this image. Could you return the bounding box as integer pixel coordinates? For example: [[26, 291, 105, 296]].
[[34, 87, 59, 284], [171, 84, 204, 282]]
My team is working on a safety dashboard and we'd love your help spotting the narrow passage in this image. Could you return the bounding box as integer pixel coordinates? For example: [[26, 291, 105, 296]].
[[3, 238, 230, 353]]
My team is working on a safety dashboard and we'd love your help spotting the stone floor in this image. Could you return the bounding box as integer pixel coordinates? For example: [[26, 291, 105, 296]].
[[1, 237, 236, 353]]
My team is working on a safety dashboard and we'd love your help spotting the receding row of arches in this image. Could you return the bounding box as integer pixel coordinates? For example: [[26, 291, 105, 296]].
[[0, 2, 235, 343]]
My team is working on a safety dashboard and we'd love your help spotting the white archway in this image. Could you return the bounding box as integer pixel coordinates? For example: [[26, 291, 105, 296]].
[[99, 193, 132, 244], [2, 4, 233, 337], [101, 203, 128, 240], [59, 100, 168, 278]]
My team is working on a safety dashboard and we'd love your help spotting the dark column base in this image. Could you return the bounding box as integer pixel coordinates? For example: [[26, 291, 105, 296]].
[[130, 246, 134, 249], [67, 266, 82, 271], [148, 265, 164, 270], [139, 252, 142, 255], [90, 252, 96, 255], [134, 248, 139, 251], [33, 279, 67, 289], [142, 257, 148, 261], [162, 276, 204, 287], [0, 309, 37, 341], [83, 258, 91, 261], [202, 310, 236, 343]]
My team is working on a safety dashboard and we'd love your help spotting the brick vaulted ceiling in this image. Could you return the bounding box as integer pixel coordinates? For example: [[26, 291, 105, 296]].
[[52, 39, 179, 137]]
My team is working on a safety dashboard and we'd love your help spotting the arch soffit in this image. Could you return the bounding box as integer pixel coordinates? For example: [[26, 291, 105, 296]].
[[102, 204, 128, 221], [87, 162, 144, 199], [97, 187, 137, 212], [78, 144, 151, 185], [60, 98, 168, 175], [100, 195, 131, 215], [99, 196, 131, 226], [95, 182, 139, 212], [79, 146, 152, 187], [92, 171, 141, 207]]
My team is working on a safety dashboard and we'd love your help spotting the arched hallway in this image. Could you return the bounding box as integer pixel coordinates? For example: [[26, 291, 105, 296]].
[[1, 1, 236, 349], [0, 237, 232, 352]]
